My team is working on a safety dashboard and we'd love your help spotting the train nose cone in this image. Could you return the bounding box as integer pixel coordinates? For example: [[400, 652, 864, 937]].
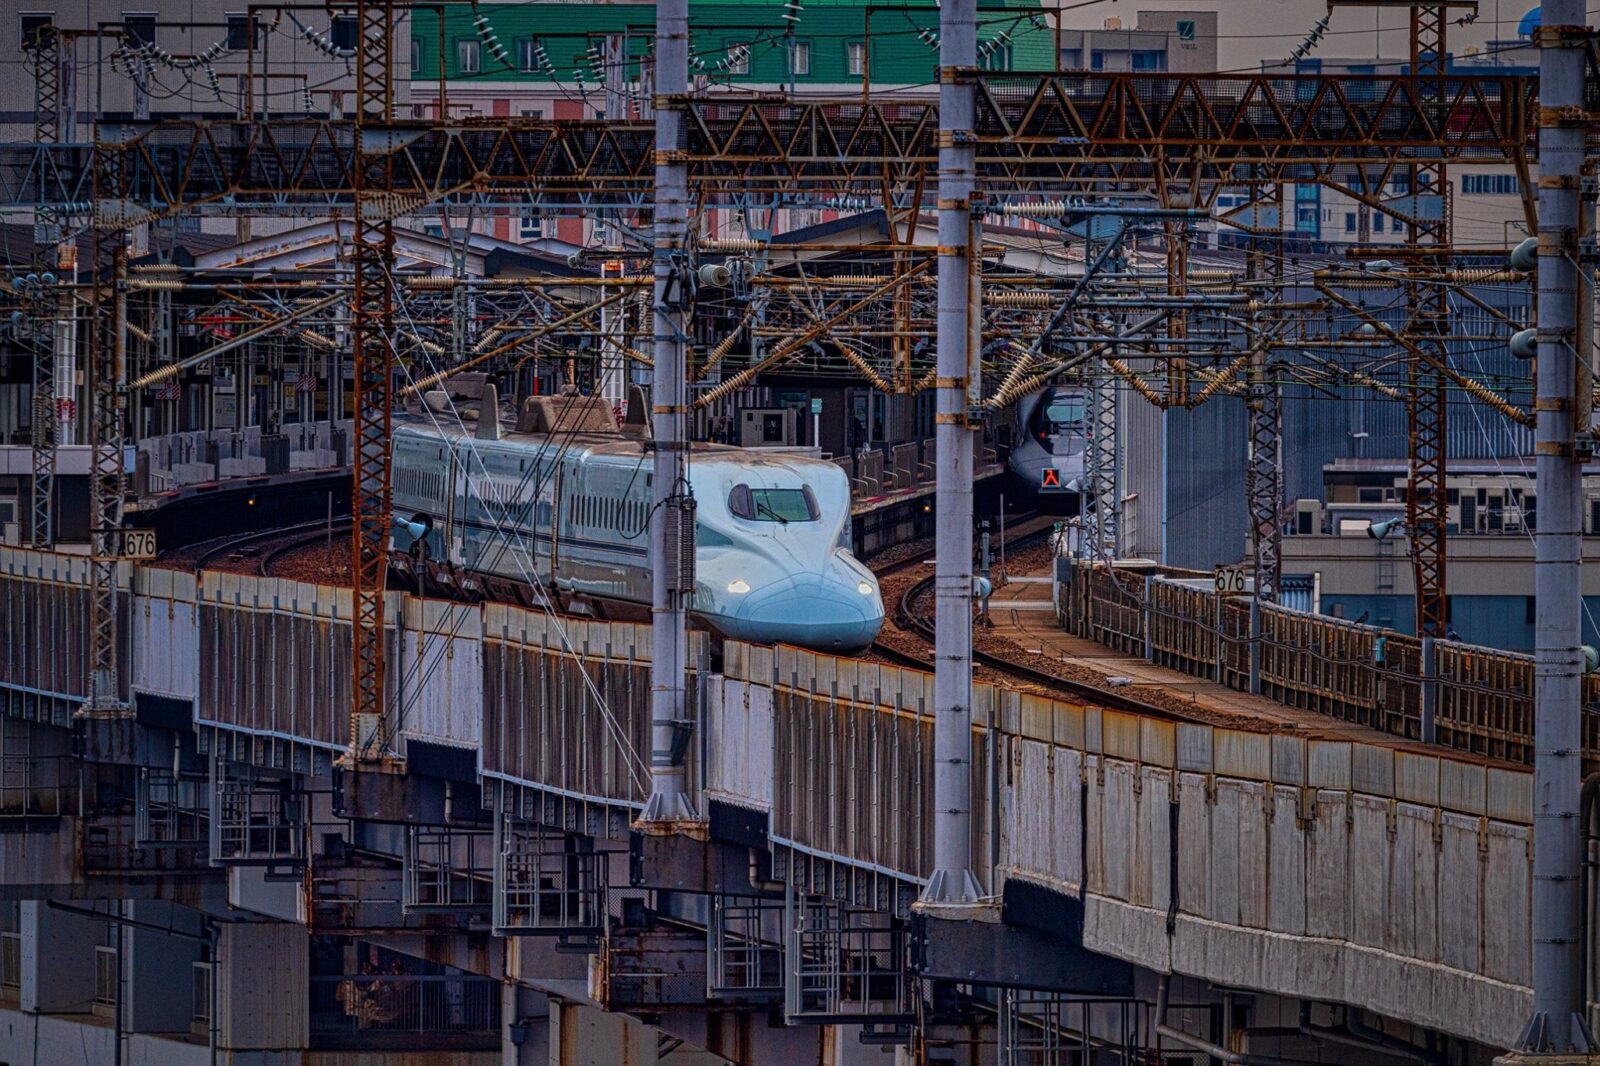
[[727, 574, 883, 651]]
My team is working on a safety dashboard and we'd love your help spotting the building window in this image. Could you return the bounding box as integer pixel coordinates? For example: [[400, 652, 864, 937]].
[[1462, 173, 1520, 195], [409, 38, 421, 74], [19, 13, 52, 51], [789, 40, 810, 76], [1090, 50, 1106, 71], [225, 13, 261, 51], [123, 13, 157, 46], [847, 41, 865, 77], [1373, 214, 1385, 233], [519, 212, 542, 239], [330, 14, 357, 53], [457, 38, 480, 74], [517, 37, 540, 72], [725, 41, 750, 75], [1344, 212, 1356, 233], [1393, 220, 1406, 238], [1131, 49, 1165, 71]]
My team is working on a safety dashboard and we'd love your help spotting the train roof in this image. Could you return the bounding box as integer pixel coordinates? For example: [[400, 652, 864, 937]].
[[393, 406, 837, 469]]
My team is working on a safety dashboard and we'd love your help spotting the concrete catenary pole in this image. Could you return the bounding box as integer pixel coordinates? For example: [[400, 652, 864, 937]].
[[1519, 0, 1595, 1052], [639, 0, 697, 826], [922, 0, 983, 905]]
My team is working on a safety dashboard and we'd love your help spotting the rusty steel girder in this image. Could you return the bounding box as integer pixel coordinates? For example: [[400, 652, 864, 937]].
[[52, 70, 1542, 219], [349, 0, 397, 759]]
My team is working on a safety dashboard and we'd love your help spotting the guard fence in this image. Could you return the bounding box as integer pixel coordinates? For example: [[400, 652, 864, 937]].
[[1061, 559, 1596, 769]]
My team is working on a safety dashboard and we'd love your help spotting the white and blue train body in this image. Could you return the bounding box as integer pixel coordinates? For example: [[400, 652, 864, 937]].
[[391, 418, 884, 651], [1007, 385, 1088, 510]]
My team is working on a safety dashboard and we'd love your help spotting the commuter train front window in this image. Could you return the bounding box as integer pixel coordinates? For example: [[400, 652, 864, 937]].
[[728, 483, 820, 523], [1043, 394, 1086, 426]]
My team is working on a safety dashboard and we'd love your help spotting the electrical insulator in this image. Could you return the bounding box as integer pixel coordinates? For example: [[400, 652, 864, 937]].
[[698, 263, 732, 288], [1509, 236, 1538, 272]]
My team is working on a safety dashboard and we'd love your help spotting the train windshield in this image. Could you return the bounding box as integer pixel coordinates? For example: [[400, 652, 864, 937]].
[[1043, 393, 1086, 426], [729, 483, 820, 523]]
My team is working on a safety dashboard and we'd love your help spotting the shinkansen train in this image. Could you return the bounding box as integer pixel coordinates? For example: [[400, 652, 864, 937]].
[[1007, 385, 1089, 511], [390, 404, 884, 652]]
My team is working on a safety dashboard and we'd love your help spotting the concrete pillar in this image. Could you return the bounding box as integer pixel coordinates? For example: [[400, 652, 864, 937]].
[[20, 901, 102, 1014], [122, 901, 204, 1035], [549, 999, 729, 1065], [661, 1009, 829, 1064], [215, 920, 307, 1052], [503, 984, 551, 1066]]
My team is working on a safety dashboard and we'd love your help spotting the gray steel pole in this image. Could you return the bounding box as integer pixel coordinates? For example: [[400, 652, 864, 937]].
[[1520, 0, 1595, 1051], [922, 0, 982, 906], [639, 0, 696, 826]]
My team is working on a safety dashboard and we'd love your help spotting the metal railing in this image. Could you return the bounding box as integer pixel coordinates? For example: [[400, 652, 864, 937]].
[[1062, 559, 1600, 769], [309, 974, 500, 1047]]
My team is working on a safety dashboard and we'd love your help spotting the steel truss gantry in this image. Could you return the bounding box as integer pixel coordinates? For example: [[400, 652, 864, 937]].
[[3, 71, 1539, 216], [1405, 5, 1455, 639], [349, 0, 397, 759], [1246, 183, 1285, 605], [26, 27, 61, 550]]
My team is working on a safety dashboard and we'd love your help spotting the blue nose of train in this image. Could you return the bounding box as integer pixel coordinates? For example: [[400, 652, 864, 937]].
[[716, 573, 883, 652]]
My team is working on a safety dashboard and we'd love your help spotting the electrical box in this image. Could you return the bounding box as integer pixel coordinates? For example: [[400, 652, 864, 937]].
[[739, 407, 796, 447]]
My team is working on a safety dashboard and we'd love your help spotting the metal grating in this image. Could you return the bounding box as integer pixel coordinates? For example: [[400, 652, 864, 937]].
[[783, 885, 913, 1023], [403, 826, 494, 912], [135, 768, 209, 852], [1000, 990, 1201, 1066], [208, 755, 304, 868], [0, 719, 66, 819], [707, 894, 783, 1001], [491, 805, 606, 938]]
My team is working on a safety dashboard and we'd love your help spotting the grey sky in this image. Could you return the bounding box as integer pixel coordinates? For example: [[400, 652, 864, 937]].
[[1050, 0, 1541, 72]]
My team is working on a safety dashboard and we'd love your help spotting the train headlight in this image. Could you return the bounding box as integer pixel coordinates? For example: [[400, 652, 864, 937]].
[[857, 580, 874, 596], [726, 578, 751, 595]]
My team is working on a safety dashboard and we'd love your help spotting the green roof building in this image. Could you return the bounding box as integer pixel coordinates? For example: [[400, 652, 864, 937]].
[[408, 1, 1053, 95]]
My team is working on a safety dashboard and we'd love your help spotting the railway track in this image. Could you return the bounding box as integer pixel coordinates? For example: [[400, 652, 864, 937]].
[[874, 521, 1190, 723], [190, 518, 351, 575], [865, 510, 1050, 578]]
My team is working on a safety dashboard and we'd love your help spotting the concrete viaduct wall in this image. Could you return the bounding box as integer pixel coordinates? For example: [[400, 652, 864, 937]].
[[0, 544, 1540, 1048]]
